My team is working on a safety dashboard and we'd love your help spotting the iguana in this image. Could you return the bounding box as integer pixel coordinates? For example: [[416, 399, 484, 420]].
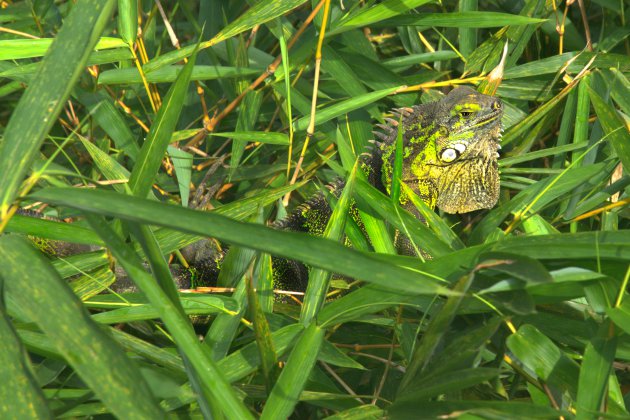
[[19, 86, 503, 293], [267, 86, 503, 290]]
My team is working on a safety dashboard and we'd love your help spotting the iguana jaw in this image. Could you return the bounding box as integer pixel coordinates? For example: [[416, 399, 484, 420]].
[[434, 119, 502, 214], [428, 93, 504, 213]]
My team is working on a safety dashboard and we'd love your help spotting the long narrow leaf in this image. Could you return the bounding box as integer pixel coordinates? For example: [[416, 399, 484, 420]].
[[0, 235, 164, 418], [0, 0, 116, 218], [128, 48, 197, 197], [31, 187, 451, 295]]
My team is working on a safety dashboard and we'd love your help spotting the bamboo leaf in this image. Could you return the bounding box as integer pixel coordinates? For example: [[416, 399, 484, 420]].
[[83, 214, 254, 419], [300, 163, 357, 324], [507, 324, 579, 398], [0, 0, 117, 218], [575, 320, 617, 420], [30, 187, 451, 295], [128, 48, 197, 198], [98, 65, 260, 84], [380, 12, 546, 28], [213, 131, 289, 145], [293, 86, 403, 131], [168, 146, 193, 207], [398, 273, 475, 393], [0, 36, 126, 60], [261, 323, 325, 419], [0, 310, 52, 419], [117, 0, 137, 45], [588, 86, 630, 173], [143, 0, 308, 73], [0, 235, 164, 418], [336, 0, 433, 31]]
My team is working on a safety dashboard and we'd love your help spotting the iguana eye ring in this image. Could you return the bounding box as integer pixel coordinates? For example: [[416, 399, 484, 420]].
[[441, 148, 459, 163]]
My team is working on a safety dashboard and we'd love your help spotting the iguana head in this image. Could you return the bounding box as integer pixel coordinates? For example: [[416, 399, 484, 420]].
[[380, 86, 503, 214]]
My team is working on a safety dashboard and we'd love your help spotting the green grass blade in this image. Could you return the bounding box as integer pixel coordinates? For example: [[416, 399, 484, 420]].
[[167, 146, 192, 207], [6, 214, 102, 246], [398, 273, 475, 394], [128, 223, 184, 312], [90, 296, 233, 324], [261, 323, 325, 419], [98, 65, 260, 84], [607, 299, 630, 336], [129, 222, 220, 416], [293, 86, 402, 131], [389, 400, 565, 419], [212, 0, 307, 46], [458, 0, 478, 57], [117, 0, 137, 45], [0, 37, 125, 60], [501, 86, 571, 146], [230, 90, 263, 175], [300, 164, 357, 325], [246, 267, 279, 392], [336, 0, 433, 31], [494, 231, 630, 260], [506, 324, 579, 399], [588, 86, 630, 172], [390, 117, 404, 205], [379, 12, 546, 28], [219, 323, 304, 383], [401, 183, 465, 250], [0, 0, 116, 218], [83, 214, 254, 419], [77, 91, 140, 160], [31, 187, 451, 295], [318, 285, 426, 327], [355, 178, 454, 257], [205, 269, 248, 359], [79, 137, 131, 193], [609, 68, 630, 115], [575, 320, 617, 419], [397, 368, 500, 401], [0, 310, 52, 419], [143, 0, 308, 73], [383, 51, 459, 68], [0, 235, 164, 418], [128, 48, 197, 198], [212, 131, 289, 145], [324, 405, 384, 420], [321, 46, 380, 120]]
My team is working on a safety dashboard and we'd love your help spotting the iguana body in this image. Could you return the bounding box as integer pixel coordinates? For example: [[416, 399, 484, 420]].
[[20, 87, 503, 293], [271, 86, 503, 289], [277, 87, 503, 234]]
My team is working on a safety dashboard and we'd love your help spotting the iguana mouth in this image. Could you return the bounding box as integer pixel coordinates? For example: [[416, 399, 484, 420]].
[[477, 108, 502, 124]]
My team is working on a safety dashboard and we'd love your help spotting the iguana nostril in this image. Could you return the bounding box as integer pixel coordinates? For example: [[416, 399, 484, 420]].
[[492, 100, 502, 110]]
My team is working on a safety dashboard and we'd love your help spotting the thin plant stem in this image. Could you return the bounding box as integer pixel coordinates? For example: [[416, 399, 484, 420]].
[[286, 0, 331, 201]]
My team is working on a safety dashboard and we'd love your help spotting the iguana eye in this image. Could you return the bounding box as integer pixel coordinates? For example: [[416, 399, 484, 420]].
[[441, 148, 459, 163], [453, 143, 467, 154], [459, 110, 474, 118]]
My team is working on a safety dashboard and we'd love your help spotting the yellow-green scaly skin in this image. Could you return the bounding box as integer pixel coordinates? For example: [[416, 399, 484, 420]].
[[375, 86, 503, 214]]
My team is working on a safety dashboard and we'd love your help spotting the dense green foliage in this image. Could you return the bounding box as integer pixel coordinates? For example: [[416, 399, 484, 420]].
[[1, 0, 630, 418]]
